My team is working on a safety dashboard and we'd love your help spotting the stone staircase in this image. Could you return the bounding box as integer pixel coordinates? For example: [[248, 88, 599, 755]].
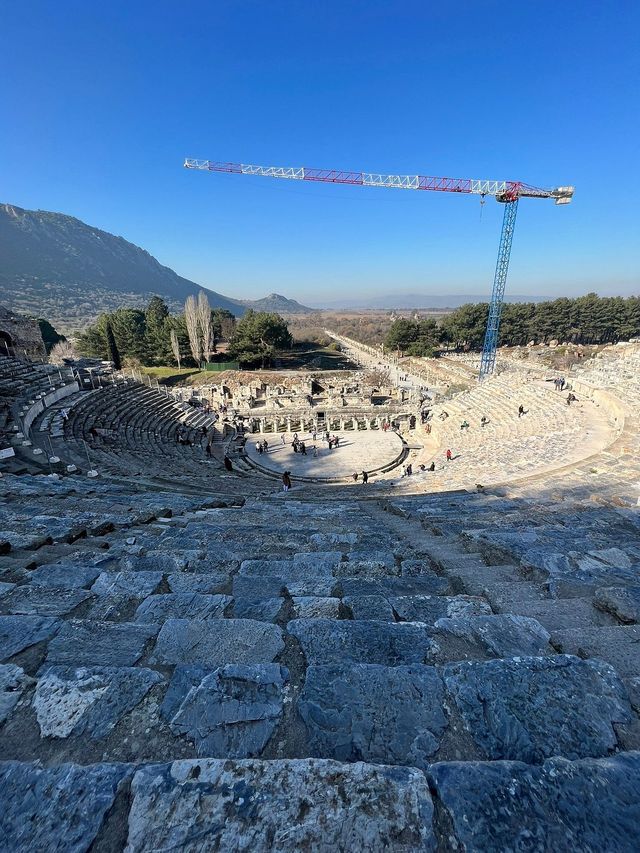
[[1, 472, 639, 850]]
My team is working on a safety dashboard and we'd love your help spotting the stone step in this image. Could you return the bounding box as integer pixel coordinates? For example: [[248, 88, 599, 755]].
[[1, 752, 639, 852], [438, 560, 524, 595], [502, 597, 617, 632], [482, 579, 549, 610], [550, 625, 640, 679]]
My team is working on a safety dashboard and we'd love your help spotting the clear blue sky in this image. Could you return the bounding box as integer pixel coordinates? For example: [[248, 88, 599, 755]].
[[2, 1, 638, 305]]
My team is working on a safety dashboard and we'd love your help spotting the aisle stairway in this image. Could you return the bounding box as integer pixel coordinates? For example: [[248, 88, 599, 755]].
[[0, 473, 638, 850]]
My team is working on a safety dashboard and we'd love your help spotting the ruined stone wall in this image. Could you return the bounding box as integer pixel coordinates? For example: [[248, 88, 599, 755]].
[[0, 306, 46, 360]]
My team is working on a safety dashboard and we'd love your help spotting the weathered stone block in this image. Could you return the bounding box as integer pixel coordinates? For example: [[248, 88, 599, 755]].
[[443, 655, 632, 763], [343, 595, 396, 621], [299, 663, 446, 768], [34, 665, 163, 739], [434, 614, 551, 658], [91, 571, 163, 598], [169, 664, 288, 757], [0, 760, 131, 853], [46, 620, 159, 667], [0, 664, 31, 723], [0, 586, 90, 617], [166, 573, 229, 595], [159, 664, 212, 722], [125, 758, 434, 851], [28, 563, 100, 589], [595, 586, 640, 624], [429, 753, 640, 852], [135, 593, 231, 623], [291, 596, 341, 619], [150, 618, 284, 667], [288, 619, 438, 666], [0, 615, 60, 661], [392, 594, 492, 623], [233, 598, 284, 622]]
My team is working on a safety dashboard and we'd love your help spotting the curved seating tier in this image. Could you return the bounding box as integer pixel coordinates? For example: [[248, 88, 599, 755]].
[[0, 466, 639, 849]]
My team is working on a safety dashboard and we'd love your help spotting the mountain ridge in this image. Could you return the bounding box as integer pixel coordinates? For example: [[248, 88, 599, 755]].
[[0, 203, 247, 332]]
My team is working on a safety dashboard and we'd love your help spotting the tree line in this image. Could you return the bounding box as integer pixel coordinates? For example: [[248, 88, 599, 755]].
[[76, 293, 292, 369], [384, 294, 640, 355]]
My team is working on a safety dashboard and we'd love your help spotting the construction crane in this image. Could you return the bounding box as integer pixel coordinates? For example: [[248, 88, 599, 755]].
[[184, 158, 574, 379]]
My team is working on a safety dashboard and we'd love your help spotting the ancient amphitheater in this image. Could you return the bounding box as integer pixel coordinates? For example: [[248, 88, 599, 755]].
[[1, 339, 639, 851]]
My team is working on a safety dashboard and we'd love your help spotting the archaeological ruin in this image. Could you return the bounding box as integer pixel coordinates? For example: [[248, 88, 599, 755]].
[[1, 331, 640, 850]]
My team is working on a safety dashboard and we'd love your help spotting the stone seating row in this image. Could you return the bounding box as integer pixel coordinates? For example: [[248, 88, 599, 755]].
[[0, 476, 638, 850]]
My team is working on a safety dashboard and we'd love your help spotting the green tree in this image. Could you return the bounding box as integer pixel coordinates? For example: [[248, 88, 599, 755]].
[[144, 296, 170, 362], [228, 310, 292, 367], [440, 303, 489, 349], [104, 319, 121, 370], [384, 319, 419, 352]]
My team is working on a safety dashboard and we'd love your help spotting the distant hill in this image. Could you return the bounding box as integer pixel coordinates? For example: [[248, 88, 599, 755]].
[[240, 293, 314, 314], [0, 203, 245, 332]]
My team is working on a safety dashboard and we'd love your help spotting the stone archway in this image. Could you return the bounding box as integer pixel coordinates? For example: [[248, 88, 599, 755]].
[[0, 331, 13, 356]]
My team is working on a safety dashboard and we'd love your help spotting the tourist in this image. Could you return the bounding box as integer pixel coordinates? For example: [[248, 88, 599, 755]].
[[223, 455, 233, 472], [560, 377, 566, 391], [256, 441, 263, 455], [293, 433, 298, 443], [312, 430, 317, 441], [446, 449, 452, 462], [460, 420, 469, 430], [518, 405, 525, 418], [263, 439, 269, 452], [429, 461, 435, 471], [567, 392, 577, 406], [361, 470, 368, 484], [205, 441, 212, 457], [313, 445, 318, 457], [481, 416, 489, 428], [352, 472, 358, 482], [282, 471, 292, 491], [406, 463, 413, 475], [300, 442, 307, 455], [281, 433, 286, 445], [440, 411, 449, 420]]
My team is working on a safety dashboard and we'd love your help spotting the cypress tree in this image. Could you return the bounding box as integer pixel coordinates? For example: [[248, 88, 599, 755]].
[[105, 320, 121, 370]]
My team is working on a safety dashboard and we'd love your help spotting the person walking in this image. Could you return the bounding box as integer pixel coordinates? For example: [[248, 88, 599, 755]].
[[281, 433, 286, 445], [282, 471, 292, 491], [446, 449, 452, 462], [518, 405, 525, 418], [352, 472, 358, 482], [361, 470, 368, 484], [428, 461, 435, 471]]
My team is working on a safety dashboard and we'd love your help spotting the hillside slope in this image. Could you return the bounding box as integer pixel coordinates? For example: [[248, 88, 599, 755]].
[[0, 203, 244, 331]]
